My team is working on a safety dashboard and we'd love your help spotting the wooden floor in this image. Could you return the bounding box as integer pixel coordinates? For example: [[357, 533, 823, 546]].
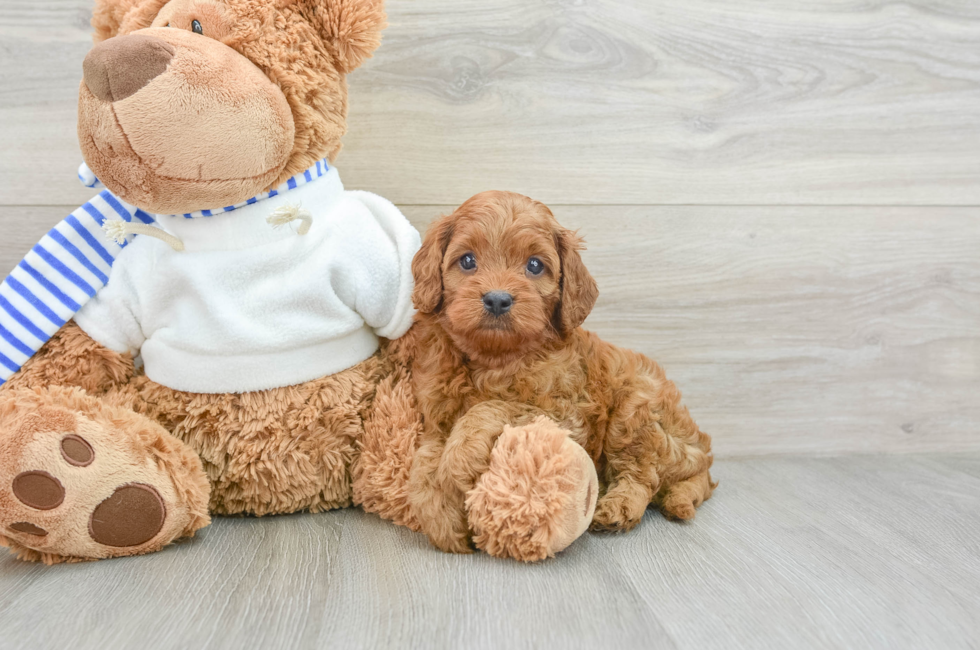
[[1, 455, 978, 650], [1, 0, 979, 648]]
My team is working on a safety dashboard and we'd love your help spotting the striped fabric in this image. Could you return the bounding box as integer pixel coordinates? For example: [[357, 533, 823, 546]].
[[0, 159, 330, 386], [177, 159, 331, 219]]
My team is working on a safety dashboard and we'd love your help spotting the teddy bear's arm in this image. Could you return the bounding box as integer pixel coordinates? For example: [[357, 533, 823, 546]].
[[70, 251, 145, 359], [3, 248, 145, 395], [1, 321, 135, 395], [341, 191, 421, 340]]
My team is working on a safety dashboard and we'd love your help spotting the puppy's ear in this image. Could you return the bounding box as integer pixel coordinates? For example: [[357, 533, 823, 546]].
[[412, 212, 456, 314], [554, 228, 598, 335]]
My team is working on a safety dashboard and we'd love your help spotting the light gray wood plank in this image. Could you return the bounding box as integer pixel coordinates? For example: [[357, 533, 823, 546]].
[[2, 204, 978, 457], [2, 1, 980, 206], [0, 1, 96, 208], [1, 455, 978, 650], [314, 509, 677, 649], [597, 454, 980, 650], [0, 207, 65, 271], [0, 512, 346, 649]]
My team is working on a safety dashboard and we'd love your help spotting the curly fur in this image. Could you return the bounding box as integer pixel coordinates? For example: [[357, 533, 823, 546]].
[[406, 191, 716, 553]]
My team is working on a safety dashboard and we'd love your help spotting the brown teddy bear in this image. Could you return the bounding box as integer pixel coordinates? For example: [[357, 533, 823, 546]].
[[0, 0, 598, 564]]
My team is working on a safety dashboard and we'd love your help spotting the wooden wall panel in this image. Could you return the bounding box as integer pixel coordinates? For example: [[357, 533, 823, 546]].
[[1, 1, 979, 206]]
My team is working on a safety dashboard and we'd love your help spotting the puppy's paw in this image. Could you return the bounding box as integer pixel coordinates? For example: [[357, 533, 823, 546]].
[[660, 498, 696, 521], [659, 477, 707, 521], [415, 515, 474, 554], [410, 486, 474, 554], [590, 492, 645, 533], [430, 531, 474, 554]]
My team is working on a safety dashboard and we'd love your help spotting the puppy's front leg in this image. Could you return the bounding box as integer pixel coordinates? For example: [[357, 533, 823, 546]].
[[438, 401, 544, 496], [408, 401, 543, 553], [408, 436, 473, 554]]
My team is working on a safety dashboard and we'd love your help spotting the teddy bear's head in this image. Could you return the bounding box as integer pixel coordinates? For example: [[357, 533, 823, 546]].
[[78, 0, 385, 214]]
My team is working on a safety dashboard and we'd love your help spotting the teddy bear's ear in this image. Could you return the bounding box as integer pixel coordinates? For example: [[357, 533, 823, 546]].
[[91, 0, 169, 42], [91, 0, 138, 41], [298, 0, 387, 74]]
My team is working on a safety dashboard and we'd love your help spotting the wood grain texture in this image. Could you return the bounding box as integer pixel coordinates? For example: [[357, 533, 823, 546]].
[[0, 454, 977, 650], [2, 1, 980, 205], [2, 204, 977, 457]]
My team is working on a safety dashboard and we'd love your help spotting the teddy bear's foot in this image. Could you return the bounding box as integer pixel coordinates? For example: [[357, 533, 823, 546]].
[[465, 416, 598, 562], [0, 386, 211, 564]]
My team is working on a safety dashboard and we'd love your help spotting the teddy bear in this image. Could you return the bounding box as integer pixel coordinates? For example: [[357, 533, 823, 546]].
[[0, 0, 599, 564]]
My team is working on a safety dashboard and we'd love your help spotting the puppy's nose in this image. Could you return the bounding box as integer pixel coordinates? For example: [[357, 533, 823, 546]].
[[83, 34, 175, 103], [482, 291, 513, 317]]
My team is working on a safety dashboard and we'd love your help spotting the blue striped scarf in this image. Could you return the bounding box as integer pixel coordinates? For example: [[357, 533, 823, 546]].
[[0, 159, 331, 386]]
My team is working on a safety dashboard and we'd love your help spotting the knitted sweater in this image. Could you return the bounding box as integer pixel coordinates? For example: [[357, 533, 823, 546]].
[[1, 162, 420, 393]]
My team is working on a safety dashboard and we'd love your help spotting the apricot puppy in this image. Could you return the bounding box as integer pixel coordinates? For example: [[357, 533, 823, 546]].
[[407, 191, 716, 553]]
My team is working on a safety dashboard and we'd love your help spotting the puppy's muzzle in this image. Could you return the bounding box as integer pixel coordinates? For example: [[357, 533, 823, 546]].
[[482, 291, 513, 317], [83, 34, 175, 103]]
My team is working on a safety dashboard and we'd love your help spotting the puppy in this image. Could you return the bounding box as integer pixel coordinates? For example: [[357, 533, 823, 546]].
[[405, 191, 715, 553]]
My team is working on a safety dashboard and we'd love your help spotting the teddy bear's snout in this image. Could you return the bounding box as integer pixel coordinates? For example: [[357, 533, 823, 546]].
[[83, 34, 175, 103]]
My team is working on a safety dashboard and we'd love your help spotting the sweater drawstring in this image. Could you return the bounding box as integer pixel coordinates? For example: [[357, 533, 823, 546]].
[[267, 203, 313, 235], [103, 221, 185, 252], [102, 203, 312, 251]]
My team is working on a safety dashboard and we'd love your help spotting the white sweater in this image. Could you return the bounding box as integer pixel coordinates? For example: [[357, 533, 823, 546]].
[[74, 167, 420, 394]]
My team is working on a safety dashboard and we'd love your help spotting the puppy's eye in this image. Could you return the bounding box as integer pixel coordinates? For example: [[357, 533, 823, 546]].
[[526, 257, 545, 276], [459, 253, 477, 271], [191, 19, 203, 34]]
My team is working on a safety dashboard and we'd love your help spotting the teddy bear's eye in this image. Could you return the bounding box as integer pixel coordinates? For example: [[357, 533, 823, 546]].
[[191, 19, 203, 35], [459, 253, 477, 272]]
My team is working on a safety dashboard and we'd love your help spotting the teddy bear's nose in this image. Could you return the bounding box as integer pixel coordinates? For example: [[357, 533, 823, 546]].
[[83, 34, 175, 103]]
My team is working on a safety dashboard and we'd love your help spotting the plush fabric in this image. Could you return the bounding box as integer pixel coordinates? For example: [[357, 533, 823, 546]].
[[82, 0, 387, 214], [0, 0, 411, 563], [74, 167, 420, 393], [0, 385, 211, 564]]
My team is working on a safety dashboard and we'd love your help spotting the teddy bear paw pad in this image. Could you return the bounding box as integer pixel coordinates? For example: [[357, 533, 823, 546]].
[[89, 483, 166, 547], [0, 395, 209, 564], [2, 428, 177, 560], [12, 471, 65, 510]]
